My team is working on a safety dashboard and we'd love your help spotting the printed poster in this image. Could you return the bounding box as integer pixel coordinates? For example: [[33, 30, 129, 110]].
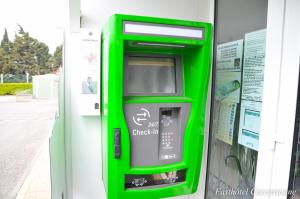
[[241, 29, 266, 101], [217, 40, 244, 72], [238, 100, 261, 151], [215, 71, 241, 103], [215, 102, 237, 145], [214, 40, 243, 145], [238, 29, 266, 151]]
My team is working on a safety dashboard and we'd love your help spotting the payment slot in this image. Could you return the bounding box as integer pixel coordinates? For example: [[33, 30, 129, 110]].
[[101, 14, 212, 199]]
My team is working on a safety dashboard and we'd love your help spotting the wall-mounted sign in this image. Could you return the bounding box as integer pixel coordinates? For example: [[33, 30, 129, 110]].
[[78, 29, 101, 116]]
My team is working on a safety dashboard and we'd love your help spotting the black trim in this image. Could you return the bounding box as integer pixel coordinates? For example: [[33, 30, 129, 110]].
[[287, 69, 300, 198]]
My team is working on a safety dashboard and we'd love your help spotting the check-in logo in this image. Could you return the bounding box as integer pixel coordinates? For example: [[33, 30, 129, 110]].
[[133, 108, 150, 126]]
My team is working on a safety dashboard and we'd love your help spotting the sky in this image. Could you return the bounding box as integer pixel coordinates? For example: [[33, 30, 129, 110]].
[[0, 0, 66, 53]]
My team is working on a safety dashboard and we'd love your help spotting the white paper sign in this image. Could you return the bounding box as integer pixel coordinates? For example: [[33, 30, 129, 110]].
[[238, 29, 266, 151], [216, 40, 243, 72], [241, 29, 266, 102], [214, 102, 237, 145], [214, 40, 244, 145], [215, 71, 241, 103], [238, 100, 261, 151]]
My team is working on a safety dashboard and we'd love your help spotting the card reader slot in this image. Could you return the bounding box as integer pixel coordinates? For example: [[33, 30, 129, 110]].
[[114, 128, 121, 159]]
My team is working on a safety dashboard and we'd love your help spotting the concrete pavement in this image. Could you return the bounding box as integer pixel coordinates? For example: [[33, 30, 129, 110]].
[[0, 96, 57, 199], [16, 141, 51, 199]]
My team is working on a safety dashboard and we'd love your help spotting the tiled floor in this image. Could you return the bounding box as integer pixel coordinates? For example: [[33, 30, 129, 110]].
[[16, 141, 51, 199]]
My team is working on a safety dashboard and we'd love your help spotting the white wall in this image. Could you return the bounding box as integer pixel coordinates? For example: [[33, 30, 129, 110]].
[[80, 0, 214, 29], [64, 32, 105, 199], [64, 0, 214, 199]]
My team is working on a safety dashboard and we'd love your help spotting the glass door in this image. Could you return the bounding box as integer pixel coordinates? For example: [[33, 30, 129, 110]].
[[205, 0, 268, 198]]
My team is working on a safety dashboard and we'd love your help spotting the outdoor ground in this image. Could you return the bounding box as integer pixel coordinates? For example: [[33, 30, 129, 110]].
[[0, 96, 57, 199]]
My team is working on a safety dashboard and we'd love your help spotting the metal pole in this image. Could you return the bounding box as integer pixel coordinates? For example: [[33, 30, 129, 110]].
[[26, 72, 29, 83], [0, 74, 3, 84]]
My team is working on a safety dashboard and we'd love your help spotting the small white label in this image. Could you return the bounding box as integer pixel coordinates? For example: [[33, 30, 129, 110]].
[[161, 154, 176, 160]]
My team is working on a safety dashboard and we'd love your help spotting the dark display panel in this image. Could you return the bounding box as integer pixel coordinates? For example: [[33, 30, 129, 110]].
[[124, 55, 182, 96]]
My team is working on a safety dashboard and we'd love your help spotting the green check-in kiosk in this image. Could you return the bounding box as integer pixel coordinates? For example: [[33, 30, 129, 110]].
[[101, 14, 212, 199]]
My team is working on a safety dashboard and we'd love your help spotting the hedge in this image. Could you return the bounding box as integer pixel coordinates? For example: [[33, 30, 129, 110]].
[[0, 83, 32, 95]]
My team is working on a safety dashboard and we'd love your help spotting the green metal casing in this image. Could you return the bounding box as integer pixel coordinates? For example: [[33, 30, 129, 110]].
[[101, 14, 212, 199]]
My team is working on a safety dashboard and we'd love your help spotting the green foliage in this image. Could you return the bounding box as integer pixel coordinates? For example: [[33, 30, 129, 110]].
[[0, 83, 32, 95], [0, 25, 63, 77], [9, 26, 51, 75], [0, 28, 12, 74], [53, 45, 62, 66], [0, 29, 10, 51], [46, 45, 62, 72], [0, 48, 4, 73]]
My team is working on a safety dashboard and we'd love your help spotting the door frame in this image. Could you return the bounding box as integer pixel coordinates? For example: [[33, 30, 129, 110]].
[[255, 0, 300, 198]]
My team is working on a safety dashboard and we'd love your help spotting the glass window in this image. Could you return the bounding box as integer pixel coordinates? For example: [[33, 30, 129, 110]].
[[124, 56, 177, 95], [206, 0, 268, 198]]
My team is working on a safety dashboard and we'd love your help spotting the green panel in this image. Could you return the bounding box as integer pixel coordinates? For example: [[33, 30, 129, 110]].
[[50, 118, 65, 198], [101, 14, 212, 199], [50, 70, 66, 198]]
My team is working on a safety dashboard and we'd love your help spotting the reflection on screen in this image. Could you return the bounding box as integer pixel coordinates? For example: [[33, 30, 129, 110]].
[[125, 56, 176, 95]]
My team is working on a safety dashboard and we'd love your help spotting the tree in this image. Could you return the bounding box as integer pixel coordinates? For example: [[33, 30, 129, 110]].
[[10, 30, 36, 74], [33, 40, 51, 74], [0, 28, 12, 74], [9, 25, 51, 75], [53, 45, 62, 67], [0, 25, 55, 76], [0, 48, 4, 73], [17, 24, 25, 34], [1, 29, 10, 51], [46, 45, 62, 72]]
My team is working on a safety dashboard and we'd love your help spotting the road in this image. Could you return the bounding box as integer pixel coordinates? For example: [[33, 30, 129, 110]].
[[0, 96, 57, 199]]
